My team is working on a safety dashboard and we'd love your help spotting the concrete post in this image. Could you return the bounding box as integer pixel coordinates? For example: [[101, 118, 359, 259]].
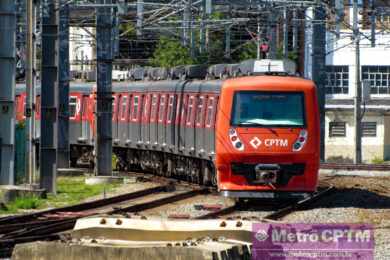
[[183, 0, 191, 47], [136, 0, 143, 37], [304, 7, 326, 161], [283, 7, 288, 58], [0, 0, 16, 184], [95, 0, 113, 176], [57, 0, 70, 169], [353, 0, 362, 164], [40, 0, 58, 193], [26, 0, 37, 184]]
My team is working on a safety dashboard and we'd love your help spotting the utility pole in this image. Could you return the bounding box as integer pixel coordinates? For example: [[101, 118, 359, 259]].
[[257, 20, 261, 60], [58, 0, 70, 169], [26, 0, 36, 184], [268, 13, 277, 59], [0, 0, 16, 184], [183, 0, 191, 48], [353, 0, 362, 163], [95, 0, 113, 176], [204, 0, 212, 52], [40, 0, 58, 193], [199, 0, 205, 54], [136, 0, 143, 37], [283, 7, 288, 58], [304, 6, 326, 161], [292, 10, 298, 52], [369, 0, 376, 47]]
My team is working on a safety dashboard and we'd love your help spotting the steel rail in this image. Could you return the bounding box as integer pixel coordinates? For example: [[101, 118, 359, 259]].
[[0, 185, 168, 226], [321, 163, 390, 171], [0, 188, 209, 257], [263, 186, 335, 221]]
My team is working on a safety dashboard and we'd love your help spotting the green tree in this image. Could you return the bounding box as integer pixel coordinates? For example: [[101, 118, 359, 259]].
[[151, 36, 195, 68], [237, 41, 257, 61]]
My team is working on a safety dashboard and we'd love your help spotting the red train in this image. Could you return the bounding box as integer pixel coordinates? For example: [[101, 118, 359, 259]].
[[16, 62, 320, 199]]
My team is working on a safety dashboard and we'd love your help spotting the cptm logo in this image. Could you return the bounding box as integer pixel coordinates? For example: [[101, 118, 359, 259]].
[[255, 230, 269, 242]]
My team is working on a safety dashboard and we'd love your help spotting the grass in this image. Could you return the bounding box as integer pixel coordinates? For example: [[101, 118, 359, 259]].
[[0, 177, 119, 214]]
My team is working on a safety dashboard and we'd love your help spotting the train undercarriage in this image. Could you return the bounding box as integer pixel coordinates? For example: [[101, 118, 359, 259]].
[[71, 144, 217, 186]]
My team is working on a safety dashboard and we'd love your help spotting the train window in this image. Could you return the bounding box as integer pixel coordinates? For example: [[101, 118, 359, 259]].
[[82, 96, 88, 115], [35, 96, 40, 116], [112, 96, 117, 121], [142, 94, 150, 122], [158, 95, 167, 123], [195, 96, 205, 127], [69, 96, 78, 119], [150, 94, 159, 122], [131, 95, 140, 121], [167, 95, 175, 124], [186, 96, 196, 126], [205, 97, 216, 128], [120, 96, 128, 120], [180, 95, 188, 125]]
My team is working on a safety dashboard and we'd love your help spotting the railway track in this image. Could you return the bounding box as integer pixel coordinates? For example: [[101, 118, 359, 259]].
[[194, 186, 335, 221], [0, 174, 334, 258], [0, 184, 209, 258], [321, 163, 390, 171]]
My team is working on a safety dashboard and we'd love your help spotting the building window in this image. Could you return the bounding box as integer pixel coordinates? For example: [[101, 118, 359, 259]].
[[362, 122, 377, 137], [325, 66, 349, 94], [362, 66, 390, 94], [329, 121, 346, 137]]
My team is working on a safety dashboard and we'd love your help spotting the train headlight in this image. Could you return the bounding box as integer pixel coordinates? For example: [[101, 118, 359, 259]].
[[293, 129, 307, 152], [229, 128, 244, 151]]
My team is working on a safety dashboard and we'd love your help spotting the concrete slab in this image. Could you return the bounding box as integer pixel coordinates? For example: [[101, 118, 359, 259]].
[[85, 176, 124, 185], [72, 217, 253, 243], [12, 240, 250, 260], [0, 185, 46, 203], [320, 169, 390, 177]]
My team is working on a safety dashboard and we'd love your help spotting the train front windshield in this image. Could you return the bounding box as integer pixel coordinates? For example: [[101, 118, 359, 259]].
[[231, 91, 305, 127]]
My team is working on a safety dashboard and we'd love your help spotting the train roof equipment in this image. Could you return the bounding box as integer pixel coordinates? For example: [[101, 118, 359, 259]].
[[239, 59, 297, 76]]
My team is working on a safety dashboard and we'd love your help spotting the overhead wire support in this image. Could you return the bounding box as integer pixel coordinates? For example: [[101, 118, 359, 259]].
[[40, 0, 59, 193], [26, 0, 37, 185], [57, 0, 70, 169], [95, 0, 113, 176], [0, 0, 16, 185], [353, 0, 362, 164]]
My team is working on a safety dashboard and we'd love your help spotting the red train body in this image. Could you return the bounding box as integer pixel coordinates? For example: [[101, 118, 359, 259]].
[[15, 75, 320, 199]]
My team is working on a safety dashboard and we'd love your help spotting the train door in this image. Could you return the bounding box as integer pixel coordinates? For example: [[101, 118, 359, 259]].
[[69, 94, 82, 144], [81, 95, 90, 143], [205, 95, 218, 157], [177, 93, 188, 154], [149, 93, 159, 150], [157, 94, 167, 150], [118, 94, 129, 146], [195, 94, 206, 158], [166, 94, 176, 152], [112, 94, 119, 144], [141, 93, 151, 148], [129, 94, 142, 147], [185, 94, 197, 157], [35, 95, 41, 139]]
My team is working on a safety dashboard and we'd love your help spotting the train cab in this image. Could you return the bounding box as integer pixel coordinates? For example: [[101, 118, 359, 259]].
[[215, 60, 320, 199]]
